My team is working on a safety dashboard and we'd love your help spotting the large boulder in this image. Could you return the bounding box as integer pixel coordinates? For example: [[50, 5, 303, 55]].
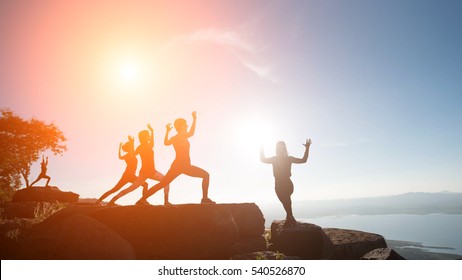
[[18, 203, 265, 259], [12, 187, 79, 203], [361, 248, 406, 260], [19, 214, 136, 259], [1, 202, 41, 219], [270, 220, 334, 260], [324, 228, 387, 260], [89, 204, 240, 259], [225, 203, 265, 237]]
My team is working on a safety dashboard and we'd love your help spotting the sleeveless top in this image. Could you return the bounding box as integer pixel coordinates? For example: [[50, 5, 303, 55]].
[[172, 135, 191, 167], [122, 154, 137, 177], [136, 144, 155, 176]]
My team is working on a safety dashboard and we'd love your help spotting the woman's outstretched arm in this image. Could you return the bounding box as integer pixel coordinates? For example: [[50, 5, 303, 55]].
[[260, 145, 273, 164], [147, 123, 154, 148], [164, 123, 173, 146], [187, 111, 197, 138], [291, 138, 312, 164]]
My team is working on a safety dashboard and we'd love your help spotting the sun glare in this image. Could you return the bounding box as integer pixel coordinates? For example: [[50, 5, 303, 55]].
[[118, 60, 140, 85], [233, 116, 275, 159], [120, 64, 138, 82]]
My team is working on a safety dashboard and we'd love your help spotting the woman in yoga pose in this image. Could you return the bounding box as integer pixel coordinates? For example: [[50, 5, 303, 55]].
[[30, 155, 51, 187], [95, 136, 151, 205], [260, 139, 312, 224], [136, 112, 214, 205], [108, 124, 170, 206]]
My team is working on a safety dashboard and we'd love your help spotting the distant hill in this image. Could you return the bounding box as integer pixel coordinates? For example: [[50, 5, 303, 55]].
[[260, 192, 462, 221]]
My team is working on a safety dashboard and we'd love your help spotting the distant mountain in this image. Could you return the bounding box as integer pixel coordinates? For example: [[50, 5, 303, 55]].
[[260, 192, 462, 221]]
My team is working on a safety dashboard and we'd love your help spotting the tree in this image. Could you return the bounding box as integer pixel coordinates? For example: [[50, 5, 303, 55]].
[[0, 109, 67, 192]]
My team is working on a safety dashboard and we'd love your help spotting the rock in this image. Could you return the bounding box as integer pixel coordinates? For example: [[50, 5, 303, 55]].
[[0, 218, 36, 259], [18, 203, 265, 259], [231, 251, 300, 260], [361, 248, 406, 260], [19, 214, 136, 259], [324, 228, 387, 260], [12, 187, 79, 203], [225, 203, 265, 237], [229, 236, 267, 256], [270, 220, 334, 260], [91, 204, 240, 259], [1, 202, 41, 219], [1, 201, 67, 220]]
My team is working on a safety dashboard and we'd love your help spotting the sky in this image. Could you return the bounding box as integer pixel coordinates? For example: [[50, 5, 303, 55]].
[[1, 0, 461, 207]]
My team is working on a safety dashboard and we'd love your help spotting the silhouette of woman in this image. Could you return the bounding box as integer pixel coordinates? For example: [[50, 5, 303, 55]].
[[95, 136, 149, 205], [107, 124, 170, 206], [136, 111, 214, 205], [30, 155, 51, 187], [260, 139, 312, 224]]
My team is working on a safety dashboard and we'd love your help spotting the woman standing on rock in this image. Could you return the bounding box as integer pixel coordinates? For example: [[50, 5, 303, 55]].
[[260, 139, 312, 225], [107, 124, 170, 206], [95, 136, 148, 205], [136, 111, 215, 205], [30, 155, 51, 187]]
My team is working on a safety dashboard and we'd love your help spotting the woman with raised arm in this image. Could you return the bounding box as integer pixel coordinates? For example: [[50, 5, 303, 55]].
[[136, 111, 214, 205], [30, 155, 51, 187], [107, 124, 170, 206], [95, 136, 149, 205], [260, 139, 312, 225]]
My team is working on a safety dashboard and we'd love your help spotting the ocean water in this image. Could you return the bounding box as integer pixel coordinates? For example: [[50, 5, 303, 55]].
[[300, 214, 462, 255]]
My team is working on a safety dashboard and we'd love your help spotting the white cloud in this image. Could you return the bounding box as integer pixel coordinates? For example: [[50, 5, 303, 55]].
[[321, 142, 350, 147], [162, 29, 278, 83]]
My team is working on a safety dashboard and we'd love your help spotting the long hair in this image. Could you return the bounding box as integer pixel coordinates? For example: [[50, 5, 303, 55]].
[[276, 141, 288, 157]]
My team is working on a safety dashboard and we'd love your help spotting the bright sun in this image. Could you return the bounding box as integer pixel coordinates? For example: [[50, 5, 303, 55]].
[[118, 61, 140, 85], [233, 116, 275, 158]]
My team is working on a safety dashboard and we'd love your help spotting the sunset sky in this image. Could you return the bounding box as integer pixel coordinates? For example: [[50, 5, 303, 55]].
[[1, 0, 461, 207]]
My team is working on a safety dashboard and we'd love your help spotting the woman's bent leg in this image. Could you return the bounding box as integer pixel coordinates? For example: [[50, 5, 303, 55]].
[[97, 176, 130, 203], [183, 165, 210, 200], [109, 174, 148, 204]]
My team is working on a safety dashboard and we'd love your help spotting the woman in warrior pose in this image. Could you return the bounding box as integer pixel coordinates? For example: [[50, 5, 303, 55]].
[[107, 124, 170, 206], [95, 136, 155, 205], [260, 139, 312, 224], [136, 111, 214, 205], [30, 155, 51, 187]]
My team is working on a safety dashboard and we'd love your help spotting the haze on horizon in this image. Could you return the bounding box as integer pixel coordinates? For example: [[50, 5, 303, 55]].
[[1, 0, 461, 206]]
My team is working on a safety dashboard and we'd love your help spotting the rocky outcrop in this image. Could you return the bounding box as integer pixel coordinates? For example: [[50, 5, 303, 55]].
[[1, 201, 66, 219], [19, 214, 136, 259], [8, 201, 398, 260], [268, 222, 389, 260], [270, 220, 334, 259], [361, 248, 406, 260], [324, 228, 387, 260], [18, 203, 265, 260], [12, 187, 79, 203], [1, 202, 41, 219]]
